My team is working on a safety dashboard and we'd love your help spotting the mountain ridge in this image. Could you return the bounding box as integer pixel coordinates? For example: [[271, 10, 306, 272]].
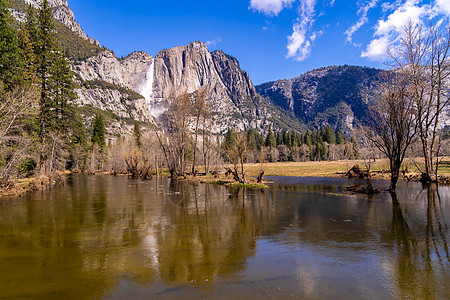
[[10, 0, 394, 136]]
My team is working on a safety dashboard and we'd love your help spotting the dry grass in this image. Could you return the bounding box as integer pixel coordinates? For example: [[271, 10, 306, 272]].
[[240, 158, 450, 178]]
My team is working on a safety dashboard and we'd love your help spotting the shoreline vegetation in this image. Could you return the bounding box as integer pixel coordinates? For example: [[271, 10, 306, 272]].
[[3, 158, 450, 198], [1, 2, 450, 199]]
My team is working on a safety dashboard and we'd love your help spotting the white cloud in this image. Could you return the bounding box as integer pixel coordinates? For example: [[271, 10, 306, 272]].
[[361, 36, 389, 59], [345, 0, 379, 44], [249, 0, 295, 16], [381, 0, 402, 13], [301, 0, 317, 13], [436, 0, 450, 14], [360, 0, 450, 61], [250, 0, 329, 61], [361, 0, 433, 60], [287, 22, 311, 61], [286, 0, 318, 61], [206, 37, 222, 47], [374, 0, 426, 36]]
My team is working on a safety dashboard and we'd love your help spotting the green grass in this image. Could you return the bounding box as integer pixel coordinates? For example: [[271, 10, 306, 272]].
[[228, 182, 267, 189]]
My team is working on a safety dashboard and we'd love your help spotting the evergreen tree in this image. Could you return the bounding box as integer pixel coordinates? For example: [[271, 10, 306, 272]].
[[91, 114, 106, 152], [276, 131, 283, 146], [223, 128, 235, 151], [71, 112, 87, 148], [24, 4, 38, 46], [319, 141, 328, 160], [289, 131, 297, 148], [17, 22, 37, 85], [265, 126, 276, 148], [336, 130, 344, 144], [298, 132, 303, 147], [282, 131, 291, 148], [322, 126, 336, 144], [29, 0, 82, 172], [311, 129, 319, 145], [246, 128, 257, 150], [0, 0, 23, 89], [351, 136, 359, 159], [35, 0, 57, 169], [134, 122, 142, 148], [304, 129, 312, 147], [254, 131, 263, 151]]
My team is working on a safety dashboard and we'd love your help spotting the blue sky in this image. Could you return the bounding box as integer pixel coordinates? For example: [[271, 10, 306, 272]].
[[68, 0, 450, 85]]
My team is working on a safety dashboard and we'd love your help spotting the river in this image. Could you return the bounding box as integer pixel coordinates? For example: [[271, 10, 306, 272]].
[[0, 175, 449, 299]]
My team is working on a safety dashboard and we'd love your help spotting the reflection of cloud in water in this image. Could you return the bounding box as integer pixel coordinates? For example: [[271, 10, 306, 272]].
[[296, 255, 320, 296], [143, 226, 160, 269], [1, 176, 450, 299]]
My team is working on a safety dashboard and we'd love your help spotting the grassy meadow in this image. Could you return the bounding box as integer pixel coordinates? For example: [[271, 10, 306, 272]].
[[239, 158, 450, 178]]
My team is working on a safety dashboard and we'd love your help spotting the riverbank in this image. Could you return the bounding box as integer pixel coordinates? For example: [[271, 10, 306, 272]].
[[0, 172, 68, 198], [3, 158, 450, 198]]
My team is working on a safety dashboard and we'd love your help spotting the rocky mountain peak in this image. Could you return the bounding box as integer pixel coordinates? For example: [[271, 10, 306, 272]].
[[13, 0, 100, 46], [24, 0, 68, 6]]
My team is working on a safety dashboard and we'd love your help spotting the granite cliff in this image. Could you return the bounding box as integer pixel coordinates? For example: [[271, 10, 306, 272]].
[[74, 41, 296, 133], [257, 66, 384, 134], [12, 0, 413, 137]]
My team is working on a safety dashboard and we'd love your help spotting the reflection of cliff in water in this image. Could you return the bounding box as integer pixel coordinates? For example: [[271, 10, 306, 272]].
[[0, 175, 449, 299], [0, 175, 296, 298]]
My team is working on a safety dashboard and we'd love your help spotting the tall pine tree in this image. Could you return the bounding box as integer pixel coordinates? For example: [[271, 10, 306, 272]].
[[0, 0, 23, 89], [265, 126, 276, 148], [91, 114, 106, 152], [24, 0, 83, 173]]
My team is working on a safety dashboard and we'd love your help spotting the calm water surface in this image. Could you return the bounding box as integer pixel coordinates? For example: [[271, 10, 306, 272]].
[[0, 175, 449, 299]]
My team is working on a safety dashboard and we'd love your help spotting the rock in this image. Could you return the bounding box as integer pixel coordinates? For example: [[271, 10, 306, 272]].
[[256, 65, 384, 134], [74, 42, 284, 134], [345, 184, 380, 195], [346, 164, 369, 179], [21, 0, 100, 46]]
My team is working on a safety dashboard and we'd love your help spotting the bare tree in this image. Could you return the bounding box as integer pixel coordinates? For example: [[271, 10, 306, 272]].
[[0, 84, 37, 183], [389, 20, 450, 181], [191, 86, 208, 175], [201, 116, 214, 174], [156, 90, 191, 177], [366, 72, 417, 191], [224, 132, 249, 183], [108, 137, 127, 175]]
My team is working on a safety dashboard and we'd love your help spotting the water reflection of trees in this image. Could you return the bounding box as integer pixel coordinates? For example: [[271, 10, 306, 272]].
[[0, 175, 297, 298], [388, 187, 450, 299], [156, 182, 279, 285], [1, 176, 450, 298]]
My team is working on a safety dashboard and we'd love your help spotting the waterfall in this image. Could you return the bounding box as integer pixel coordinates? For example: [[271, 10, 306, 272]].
[[142, 58, 154, 111], [140, 58, 166, 119]]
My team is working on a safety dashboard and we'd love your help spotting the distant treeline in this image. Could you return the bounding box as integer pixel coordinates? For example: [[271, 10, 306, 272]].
[[223, 126, 359, 163]]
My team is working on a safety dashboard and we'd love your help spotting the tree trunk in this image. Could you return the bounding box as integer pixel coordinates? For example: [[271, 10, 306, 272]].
[[389, 159, 401, 191]]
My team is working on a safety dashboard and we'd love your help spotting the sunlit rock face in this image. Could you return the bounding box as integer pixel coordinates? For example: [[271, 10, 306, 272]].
[[74, 42, 276, 133], [10, 1, 297, 133], [76, 50, 153, 90], [152, 41, 252, 132], [74, 50, 155, 125], [256, 65, 384, 134]]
